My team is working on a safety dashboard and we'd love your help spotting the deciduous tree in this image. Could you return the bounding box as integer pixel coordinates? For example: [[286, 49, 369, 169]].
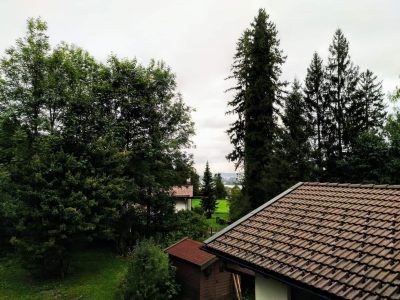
[[0, 18, 194, 276]]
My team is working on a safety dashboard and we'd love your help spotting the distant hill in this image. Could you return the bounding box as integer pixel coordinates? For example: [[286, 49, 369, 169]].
[[199, 172, 242, 185]]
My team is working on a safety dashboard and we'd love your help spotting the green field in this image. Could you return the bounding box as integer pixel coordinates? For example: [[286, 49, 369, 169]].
[[192, 199, 230, 230], [0, 250, 127, 300]]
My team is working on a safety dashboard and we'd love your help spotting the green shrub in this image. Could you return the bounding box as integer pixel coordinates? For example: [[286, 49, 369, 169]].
[[168, 210, 208, 242], [192, 205, 204, 215], [118, 240, 179, 300], [216, 217, 227, 225], [0, 191, 19, 252]]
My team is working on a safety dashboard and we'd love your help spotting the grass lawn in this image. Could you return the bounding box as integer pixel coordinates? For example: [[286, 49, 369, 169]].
[[0, 249, 127, 300], [192, 198, 230, 231]]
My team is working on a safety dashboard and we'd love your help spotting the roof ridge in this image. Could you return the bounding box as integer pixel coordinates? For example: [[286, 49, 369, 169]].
[[303, 182, 400, 189]]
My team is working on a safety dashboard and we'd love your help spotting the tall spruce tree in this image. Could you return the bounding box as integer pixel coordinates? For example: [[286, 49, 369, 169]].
[[281, 80, 312, 184], [227, 9, 285, 209], [355, 69, 386, 132], [304, 53, 326, 175], [324, 29, 360, 177], [201, 162, 216, 218]]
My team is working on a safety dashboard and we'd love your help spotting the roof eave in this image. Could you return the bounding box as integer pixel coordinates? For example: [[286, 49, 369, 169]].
[[201, 246, 338, 300]]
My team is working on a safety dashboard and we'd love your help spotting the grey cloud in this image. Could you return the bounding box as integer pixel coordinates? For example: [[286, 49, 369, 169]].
[[0, 0, 399, 173]]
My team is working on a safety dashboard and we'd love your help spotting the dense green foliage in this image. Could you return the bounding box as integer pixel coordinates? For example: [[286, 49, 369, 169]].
[[0, 249, 127, 300], [0, 18, 194, 277], [200, 162, 216, 217], [337, 114, 400, 183], [227, 10, 399, 221], [228, 185, 249, 222], [167, 210, 208, 242], [118, 240, 178, 300]]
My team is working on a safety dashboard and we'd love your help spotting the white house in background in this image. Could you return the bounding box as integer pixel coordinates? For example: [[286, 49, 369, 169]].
[[171, 185, 193, 211]]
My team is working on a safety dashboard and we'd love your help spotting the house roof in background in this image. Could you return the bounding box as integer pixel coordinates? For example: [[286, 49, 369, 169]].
[[166, 238, 217, 269], [203, 182, 400, 299], [171, 185, 193, 198]]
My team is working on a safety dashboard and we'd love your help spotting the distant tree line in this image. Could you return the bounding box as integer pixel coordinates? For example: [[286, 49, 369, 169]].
[[227, 9, 400, 213], [0, 18, 195, 277]]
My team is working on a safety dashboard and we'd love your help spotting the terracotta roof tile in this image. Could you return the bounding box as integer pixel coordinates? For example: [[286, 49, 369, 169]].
[[166, 238, 215, 267], [204, 182, 400, 299], [170, 185, 193, 198]]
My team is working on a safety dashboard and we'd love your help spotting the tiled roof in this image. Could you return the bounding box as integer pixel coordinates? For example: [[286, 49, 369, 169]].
[[171, 185, 193, 198], [166, 238, 216, 268], [204, 182, 400, 299]]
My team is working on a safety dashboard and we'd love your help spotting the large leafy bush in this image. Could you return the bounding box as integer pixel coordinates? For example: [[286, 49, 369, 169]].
[[118, 240, 178, 300]]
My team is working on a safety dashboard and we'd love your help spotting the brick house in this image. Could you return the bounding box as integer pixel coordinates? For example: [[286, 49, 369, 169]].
[[166, 238, 235, 300]]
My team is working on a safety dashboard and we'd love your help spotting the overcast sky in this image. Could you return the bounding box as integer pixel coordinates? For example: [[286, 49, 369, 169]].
[[1, 0, 399, 174]]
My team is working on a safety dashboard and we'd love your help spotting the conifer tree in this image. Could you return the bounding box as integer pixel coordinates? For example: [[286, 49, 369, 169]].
[[227, 9, 285, 209], [214, 173, 227, 199], [281, 80, 312, 184], [355, 69, 386, 132], [304, 53, 326, 174], [201, 162, 216, 218], [324, 29, 359, 167]]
